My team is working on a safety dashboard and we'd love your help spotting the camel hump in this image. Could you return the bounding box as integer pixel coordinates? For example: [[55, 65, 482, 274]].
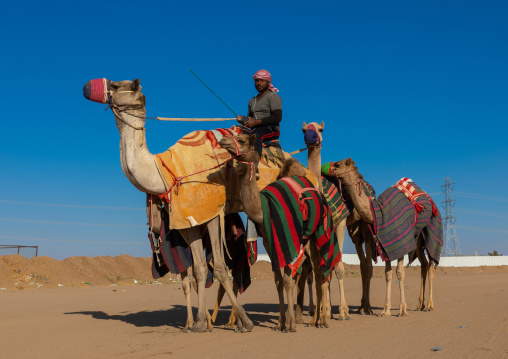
[[277, 158, 307, 179]]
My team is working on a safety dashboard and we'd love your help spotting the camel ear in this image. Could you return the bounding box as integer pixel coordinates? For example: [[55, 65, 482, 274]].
[[320, 121, 324, 130], [131, 79, 141, 91], [302, 122, 307, 131], [346, 158, 353, 166]]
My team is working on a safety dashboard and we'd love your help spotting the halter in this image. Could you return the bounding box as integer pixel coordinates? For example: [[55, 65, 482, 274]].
[[333, 168, 364, 196], [107, 89, 148, 130]]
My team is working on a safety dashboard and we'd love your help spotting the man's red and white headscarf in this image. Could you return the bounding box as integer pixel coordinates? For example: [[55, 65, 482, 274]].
[[253, 69, 279, 92]]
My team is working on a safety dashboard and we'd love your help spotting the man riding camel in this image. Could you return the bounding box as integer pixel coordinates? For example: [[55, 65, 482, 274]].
[[237, 69, 282, 158]]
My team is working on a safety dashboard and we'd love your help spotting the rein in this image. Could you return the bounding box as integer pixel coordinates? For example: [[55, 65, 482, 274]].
[[288, 142, 322, 156]]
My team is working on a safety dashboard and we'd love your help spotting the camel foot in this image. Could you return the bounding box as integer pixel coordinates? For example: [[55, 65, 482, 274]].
[[235, 326, 252, 333], [190, 322, 207, 333], [356, 306, 374, 315], [295, 318, 304, 324], [180, 328, 190, 333], [378, 311, 391, 317], [338, 314, 352, 321], [398, 311, 409, 317]]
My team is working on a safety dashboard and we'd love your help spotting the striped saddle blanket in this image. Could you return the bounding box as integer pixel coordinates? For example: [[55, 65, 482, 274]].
[[260, 176, 341, 281], [370, 178, 443, 264]]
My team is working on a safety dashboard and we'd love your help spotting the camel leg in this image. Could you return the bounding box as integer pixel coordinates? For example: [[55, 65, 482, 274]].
[[362, 225, 374, 314], [396, 257, 408, 316], [326, 277, 332, 319], [283, 267, 297, 332], [427, 263, 436, 311], [307, 269, 315, 316], [211, 283, 226, 323], [307, 242, 327, 328], [226, 281, 239, 327], [207, 217, 253, 333], [179, 270, 194, 333], [273, 269, 286, 331], [295, 259, 310, 324], [211, 279, 239, 326], [333, 220, 350, 320], [185, 227, 210, 332], [379, 261, 393, 317], [415, 244, 428, 311]]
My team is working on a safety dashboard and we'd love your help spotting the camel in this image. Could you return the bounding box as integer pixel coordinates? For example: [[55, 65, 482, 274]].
[[218, 134, 341, 332], [297, 122, 376, 321], [85, 78, 254, 332], [331, 158, 443, 316]]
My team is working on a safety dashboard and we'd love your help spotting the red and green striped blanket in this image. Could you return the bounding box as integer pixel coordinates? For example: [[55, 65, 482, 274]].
[[260, 176, 341, 281]]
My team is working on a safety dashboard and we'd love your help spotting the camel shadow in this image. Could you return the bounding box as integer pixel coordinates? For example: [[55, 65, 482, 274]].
[[65, 303, 282, 330]]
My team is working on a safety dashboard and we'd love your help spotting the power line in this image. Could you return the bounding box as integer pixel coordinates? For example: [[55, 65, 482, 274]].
[[0, 217, 145, 228], [0, 235, 146, 244], [0, 200, 144, 210]]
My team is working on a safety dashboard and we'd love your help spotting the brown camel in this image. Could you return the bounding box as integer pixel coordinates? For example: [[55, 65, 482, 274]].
[[85, 78, 254, 332], [331, 158, 443, 316], [298, 122, 376, 321], [219, 134, 340, 332]]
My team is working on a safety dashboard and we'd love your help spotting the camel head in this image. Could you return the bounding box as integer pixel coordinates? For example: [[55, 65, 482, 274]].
[[331, 158, 358, 179], [218, 134, 259, 177], [218, 134, 259, 161], [302, 121, 324, 147], [83, 78, 146, 128], [108, 79, 146, 109]]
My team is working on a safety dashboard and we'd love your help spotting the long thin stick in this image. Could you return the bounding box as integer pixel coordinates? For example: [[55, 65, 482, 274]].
[[156, 117, 235, 122], [189, 69, 238, 117]]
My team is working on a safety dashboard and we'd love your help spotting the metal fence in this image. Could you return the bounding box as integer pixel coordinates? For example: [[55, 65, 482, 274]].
[[0, 245, 38, 258]]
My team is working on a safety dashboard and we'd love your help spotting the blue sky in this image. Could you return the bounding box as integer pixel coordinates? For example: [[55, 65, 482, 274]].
[[1, 1, 507, 260]]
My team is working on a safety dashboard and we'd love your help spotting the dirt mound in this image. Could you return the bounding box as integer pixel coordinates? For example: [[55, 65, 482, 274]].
[[0, 254, 276, 291], [2, 254, 506, 292]]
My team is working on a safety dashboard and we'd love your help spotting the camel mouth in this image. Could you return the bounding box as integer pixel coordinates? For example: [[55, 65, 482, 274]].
[[83, 78, 111, 104]]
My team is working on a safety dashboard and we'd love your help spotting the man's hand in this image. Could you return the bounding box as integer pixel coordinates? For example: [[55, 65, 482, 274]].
[[243, 117, 262, 129]]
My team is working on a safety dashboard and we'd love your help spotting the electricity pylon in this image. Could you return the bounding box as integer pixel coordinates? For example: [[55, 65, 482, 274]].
[[441, 177, 461, 256]]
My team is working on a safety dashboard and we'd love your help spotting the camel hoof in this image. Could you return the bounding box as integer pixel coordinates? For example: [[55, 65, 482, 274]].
[[180, 328, 190, 333], [191, 323, 207, 333]]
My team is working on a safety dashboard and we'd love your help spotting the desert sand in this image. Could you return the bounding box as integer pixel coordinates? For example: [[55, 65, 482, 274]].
[[1, 254, 507, 359]]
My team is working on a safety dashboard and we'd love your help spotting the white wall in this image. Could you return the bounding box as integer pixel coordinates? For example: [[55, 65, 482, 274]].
[[256, 253, 508, 267]]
